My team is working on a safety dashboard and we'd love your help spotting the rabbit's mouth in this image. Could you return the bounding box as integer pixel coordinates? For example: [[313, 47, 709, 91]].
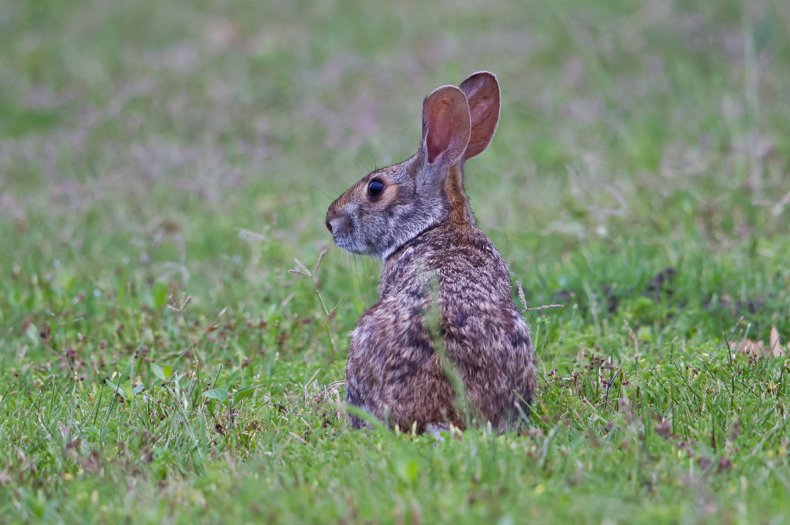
[[328, 217, 385, 258], [331, 231, 367, 256]]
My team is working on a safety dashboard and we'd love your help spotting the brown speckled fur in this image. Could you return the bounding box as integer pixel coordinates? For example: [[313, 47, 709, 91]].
[[326, 72, 537, 433]]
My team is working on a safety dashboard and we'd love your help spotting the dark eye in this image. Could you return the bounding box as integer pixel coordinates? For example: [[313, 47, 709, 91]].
[[367, 179, 385, 199]]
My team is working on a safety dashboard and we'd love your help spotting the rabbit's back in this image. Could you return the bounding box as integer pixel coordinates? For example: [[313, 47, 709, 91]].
[[346, 223, 536, 431]]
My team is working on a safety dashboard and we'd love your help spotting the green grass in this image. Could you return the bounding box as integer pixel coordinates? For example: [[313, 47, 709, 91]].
[[1, 0, 790, 523]]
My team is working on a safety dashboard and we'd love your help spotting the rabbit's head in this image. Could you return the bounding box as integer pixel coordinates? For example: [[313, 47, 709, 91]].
[[325, 72, 500, 260]]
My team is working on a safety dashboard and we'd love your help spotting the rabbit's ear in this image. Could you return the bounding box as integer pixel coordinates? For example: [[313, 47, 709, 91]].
[[459, 72, 500, 160], [421, 85, 471, 167]]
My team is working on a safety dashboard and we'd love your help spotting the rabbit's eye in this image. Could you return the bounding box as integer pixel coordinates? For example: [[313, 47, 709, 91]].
[[367, 179, 385, 199]]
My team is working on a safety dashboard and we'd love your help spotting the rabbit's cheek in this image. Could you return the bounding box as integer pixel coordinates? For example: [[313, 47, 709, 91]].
[[373, 184, 399, 208]]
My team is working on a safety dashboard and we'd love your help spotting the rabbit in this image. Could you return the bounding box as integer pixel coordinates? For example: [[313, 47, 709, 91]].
[[325, 72, 536, 433]]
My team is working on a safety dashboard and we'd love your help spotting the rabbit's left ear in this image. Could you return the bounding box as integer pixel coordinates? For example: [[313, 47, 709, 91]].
[[421, 85, 471, 167], [459, 72, 500, 160]]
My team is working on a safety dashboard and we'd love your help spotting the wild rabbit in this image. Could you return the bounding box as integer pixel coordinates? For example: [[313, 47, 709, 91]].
[[325, 72, 536, 433]]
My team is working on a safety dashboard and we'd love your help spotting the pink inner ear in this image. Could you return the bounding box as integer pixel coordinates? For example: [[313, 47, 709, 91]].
[[427, 99, 453, 164], [459, 72, 500, 160], [423, 86, 471, 166]]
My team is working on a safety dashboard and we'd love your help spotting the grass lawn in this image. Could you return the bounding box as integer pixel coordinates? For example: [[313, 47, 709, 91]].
[[1, 0, 789, 523]]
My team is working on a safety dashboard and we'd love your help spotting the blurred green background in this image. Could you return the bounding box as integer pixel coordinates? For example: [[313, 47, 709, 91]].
[[1, 0, 789, 523]]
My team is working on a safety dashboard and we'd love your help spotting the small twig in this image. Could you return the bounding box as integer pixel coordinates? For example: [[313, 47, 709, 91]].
[[526, 304, 564, 312], [516, 280, 564, 312], [516, 281, 528, 311], [603, 368, 620, 406], [289, 258, 312, 278], [166, 294, 192, 312], [312, 247, 328, 275], [289, 432, 308, 445]]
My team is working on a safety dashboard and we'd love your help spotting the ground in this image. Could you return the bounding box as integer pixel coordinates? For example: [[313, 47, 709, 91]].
[[1, 0, 789, 523]]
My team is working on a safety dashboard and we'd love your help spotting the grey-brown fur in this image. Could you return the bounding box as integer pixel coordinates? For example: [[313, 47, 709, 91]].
[[326, 72, 537, 433]]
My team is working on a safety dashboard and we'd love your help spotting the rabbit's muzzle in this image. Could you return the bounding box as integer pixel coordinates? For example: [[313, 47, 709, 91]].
[[325, 202, 357, 252]]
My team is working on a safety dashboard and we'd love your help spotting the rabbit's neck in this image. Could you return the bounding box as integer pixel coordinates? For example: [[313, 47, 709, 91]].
[[443, 164, 474, 226]]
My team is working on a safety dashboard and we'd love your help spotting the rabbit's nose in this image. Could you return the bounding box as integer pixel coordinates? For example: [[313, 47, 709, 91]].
[[325, 219, 333, 233]]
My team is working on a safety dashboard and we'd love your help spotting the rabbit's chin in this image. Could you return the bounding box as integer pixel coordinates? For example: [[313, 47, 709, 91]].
[[332, 234, 379, 258]]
